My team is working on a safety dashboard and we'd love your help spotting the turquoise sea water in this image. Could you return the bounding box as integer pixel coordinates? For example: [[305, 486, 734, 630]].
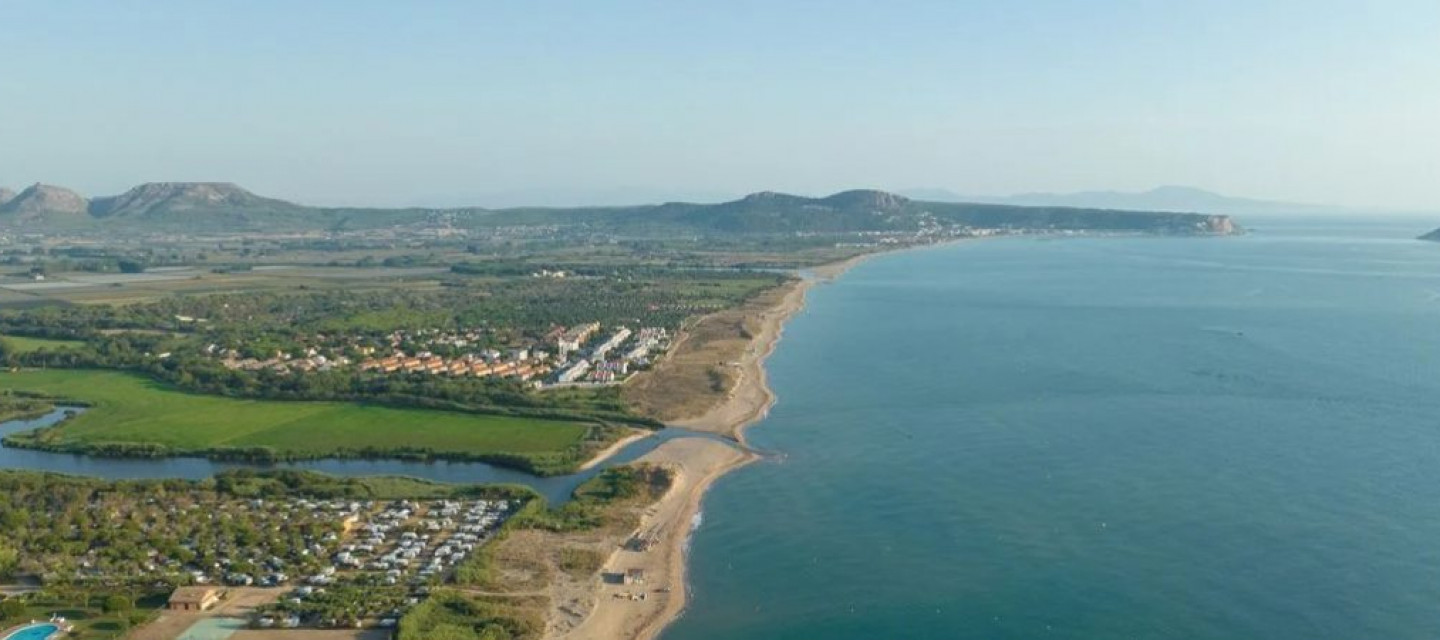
[[666, 219, 1440, 639]]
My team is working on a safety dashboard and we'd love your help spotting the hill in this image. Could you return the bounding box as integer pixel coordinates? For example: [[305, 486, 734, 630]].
[[89, 182, 305, 219], [1420, 227, 1440, 242], [0, 183, 91, 225], [0, 187, 15, 207], [490, 189, 1238, 236], [905, 185, 1332, 216], [0, 182, 1240, 237]]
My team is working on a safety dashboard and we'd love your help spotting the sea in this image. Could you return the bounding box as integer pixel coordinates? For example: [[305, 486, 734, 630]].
[[664, 217, 1440, 639]]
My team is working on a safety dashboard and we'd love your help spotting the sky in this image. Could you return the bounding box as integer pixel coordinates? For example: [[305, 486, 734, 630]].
[[2, 0, 1439, 210]]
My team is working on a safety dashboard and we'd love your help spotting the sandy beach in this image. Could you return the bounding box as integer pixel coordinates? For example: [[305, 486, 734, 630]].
[[666, 279, 808, 441], [549, 252, 875, 640], [576, 428, 650, 471], [552, 438, 749, 640]]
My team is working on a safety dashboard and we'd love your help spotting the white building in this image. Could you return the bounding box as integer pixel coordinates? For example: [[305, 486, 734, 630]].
[[556, 359, 591, 383], [591, 328, 632, 360]]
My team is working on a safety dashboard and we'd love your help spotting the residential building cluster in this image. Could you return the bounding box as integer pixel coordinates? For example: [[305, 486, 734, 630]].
[[206, 321, 671, 386], [549, 322, 601, 355], [213, 344, 353, 373], [358, 351, 552, 381], [549, 326, 670, 386]]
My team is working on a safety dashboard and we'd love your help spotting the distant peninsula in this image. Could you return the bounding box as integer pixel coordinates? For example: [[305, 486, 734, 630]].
[[1421, 227, 1440, 242], [0, 182, 1241, 237], [903, 185, 1335, 216]]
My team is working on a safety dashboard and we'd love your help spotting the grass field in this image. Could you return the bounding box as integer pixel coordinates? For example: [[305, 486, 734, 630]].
[[0, 334, 87, 353], [0, 370, 591, 463]]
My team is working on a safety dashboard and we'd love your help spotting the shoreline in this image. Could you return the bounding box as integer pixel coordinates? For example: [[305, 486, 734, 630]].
[[575, 428, 650, 472], [640, 253, 879, 636], [556, 250, 878, 640], [666, 249, 877, 445]]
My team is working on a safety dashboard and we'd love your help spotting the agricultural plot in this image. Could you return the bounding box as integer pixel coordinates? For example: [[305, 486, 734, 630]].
[[0, 370, 592, 465]]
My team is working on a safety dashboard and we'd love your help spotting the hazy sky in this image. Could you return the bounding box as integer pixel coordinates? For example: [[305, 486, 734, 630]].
[[3, 1, 1439, 209]]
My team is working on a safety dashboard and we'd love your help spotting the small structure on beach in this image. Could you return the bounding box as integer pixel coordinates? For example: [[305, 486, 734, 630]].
[[622, 568, 646, 585], [626, 527, 661, 552], [168, 587, 222, 611]]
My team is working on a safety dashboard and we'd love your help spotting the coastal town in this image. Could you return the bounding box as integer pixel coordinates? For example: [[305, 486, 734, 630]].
[[212, 323, 671, 387], [0, 251, 831, 640]]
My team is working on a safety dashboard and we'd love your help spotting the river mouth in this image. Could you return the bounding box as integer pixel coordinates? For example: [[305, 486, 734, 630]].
[[0, 406, 706, 505]]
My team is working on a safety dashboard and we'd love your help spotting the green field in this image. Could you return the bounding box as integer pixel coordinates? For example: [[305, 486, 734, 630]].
[[0, 370, 592, 469], [0, 334, 86, 353]]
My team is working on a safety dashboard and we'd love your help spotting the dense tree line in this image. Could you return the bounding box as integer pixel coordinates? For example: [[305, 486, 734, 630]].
[[397, 590, 542, 640]]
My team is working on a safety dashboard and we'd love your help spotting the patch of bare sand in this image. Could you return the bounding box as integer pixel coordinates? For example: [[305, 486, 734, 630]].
[[577, 428, 650, 471], [664, 280, 809, 442], [550, 438, 749, 640], [623, 280, 803, 428]]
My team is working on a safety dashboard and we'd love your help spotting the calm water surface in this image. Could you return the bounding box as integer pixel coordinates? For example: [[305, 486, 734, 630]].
[[0, 407, 683, 505], [667, 219, 1440, 639]]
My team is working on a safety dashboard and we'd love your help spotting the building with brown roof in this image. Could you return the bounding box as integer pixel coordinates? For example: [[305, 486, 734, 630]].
[[168, 587, 222, 611]]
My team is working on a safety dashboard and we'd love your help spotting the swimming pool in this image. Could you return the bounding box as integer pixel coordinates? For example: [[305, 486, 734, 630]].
[[1, 624, 59, 640]]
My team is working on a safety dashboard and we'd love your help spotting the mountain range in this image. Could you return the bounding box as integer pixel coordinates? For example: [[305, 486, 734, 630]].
[[0, 181, 1239, 237]]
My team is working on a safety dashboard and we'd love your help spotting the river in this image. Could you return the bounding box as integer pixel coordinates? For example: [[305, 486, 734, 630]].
[[0, 407, 693, 505]]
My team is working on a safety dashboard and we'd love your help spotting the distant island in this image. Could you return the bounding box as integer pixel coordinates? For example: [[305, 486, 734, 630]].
[[1420, 227, 1440, 242], [0, 182, 1240, 237]]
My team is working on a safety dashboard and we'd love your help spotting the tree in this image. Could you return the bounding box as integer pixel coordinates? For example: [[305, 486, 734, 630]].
[[102, 594, 134, 614], [0, 544, 17, 579], [0, 598, 25, 620]]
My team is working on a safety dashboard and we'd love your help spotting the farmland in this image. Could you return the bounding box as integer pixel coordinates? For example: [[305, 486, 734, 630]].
[[0, 333, 85, 353], [0, 370, 603, 473]]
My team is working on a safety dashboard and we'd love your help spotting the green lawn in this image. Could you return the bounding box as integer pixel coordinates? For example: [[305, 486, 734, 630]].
[[0, 334, 86, 354], [0, 370, 590, 460], [1, 592, 165, 640]]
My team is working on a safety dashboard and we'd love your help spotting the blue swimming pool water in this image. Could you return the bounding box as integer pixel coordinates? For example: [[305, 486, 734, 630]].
[[3, 624, 58, 640]]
